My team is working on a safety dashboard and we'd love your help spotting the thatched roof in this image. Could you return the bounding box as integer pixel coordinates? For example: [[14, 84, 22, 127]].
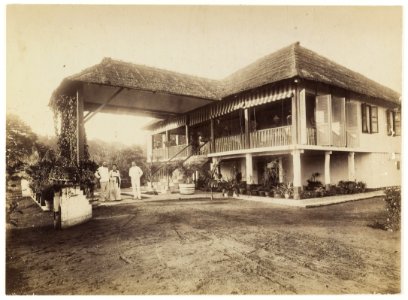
[[65, 57, 222, 100], [55, 42, 400, 106], [222, 42, 400, 104]]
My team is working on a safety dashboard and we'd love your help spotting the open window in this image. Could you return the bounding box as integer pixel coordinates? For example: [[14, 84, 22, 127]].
[[387, 109, 401, 136], [361, 103, 378, 134]]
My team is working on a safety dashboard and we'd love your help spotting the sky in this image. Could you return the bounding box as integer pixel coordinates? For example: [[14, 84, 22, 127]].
[[6, 5, 402, 146]]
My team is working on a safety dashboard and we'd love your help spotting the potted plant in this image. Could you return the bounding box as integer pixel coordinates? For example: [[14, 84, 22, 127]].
[[273, 184, 283, 198], [306, 172, 323, 191], [220, 178, 239, 197], [177, 156, 208, 195], [282, 182, 293, 199], [356, 181, 366, 193], [238, 181, 247, 195]]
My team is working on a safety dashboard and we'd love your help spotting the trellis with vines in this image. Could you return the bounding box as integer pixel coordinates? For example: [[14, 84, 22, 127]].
[[49, 94, 97, 192]]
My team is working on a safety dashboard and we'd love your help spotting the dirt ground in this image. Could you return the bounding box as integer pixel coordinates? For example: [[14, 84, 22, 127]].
[[6, 196, 400, 295]]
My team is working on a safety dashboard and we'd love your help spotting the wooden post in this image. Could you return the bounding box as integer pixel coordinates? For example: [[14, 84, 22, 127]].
[[210, 118, 215, 152], [185, 125, 190, 145], [299, 88, 307, 144], [146, 134, 153, 162], [348, 152, 355, 181], [165, 131, 170, 160], [291, 88, 298, 145], [278, 157, 283, 183], [244, 108, 250, 148], [292, 150, 302, 199], [76, 89, 85, 164], [324, 151, 332, 188], [245, 153, 253, 187]]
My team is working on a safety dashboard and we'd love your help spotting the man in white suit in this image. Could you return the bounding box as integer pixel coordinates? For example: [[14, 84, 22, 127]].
[[95, 161, 110, 201], [129, 161, 143, 200]]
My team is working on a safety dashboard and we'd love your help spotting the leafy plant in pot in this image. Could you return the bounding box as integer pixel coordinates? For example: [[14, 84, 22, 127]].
[[281, 182, 294, 199], [306, 172, 322, 190], [177, 156, 207, 195], [272, 184, 283, 198], [26, 149, 57, 209]]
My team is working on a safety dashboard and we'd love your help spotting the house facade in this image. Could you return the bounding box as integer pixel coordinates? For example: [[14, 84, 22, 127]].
[[145, 43, 401, 198]]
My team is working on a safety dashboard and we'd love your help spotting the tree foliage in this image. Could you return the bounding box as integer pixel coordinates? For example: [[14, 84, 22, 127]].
[[87, 140, 146, 184], [6, 114, 38, 178], [384, 187, 401, 231]]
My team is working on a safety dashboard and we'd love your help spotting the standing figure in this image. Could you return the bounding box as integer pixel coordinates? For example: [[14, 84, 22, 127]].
[[109, 164, 122, 201], [129, 161, 143, 200], [95, 161, 110, 202]]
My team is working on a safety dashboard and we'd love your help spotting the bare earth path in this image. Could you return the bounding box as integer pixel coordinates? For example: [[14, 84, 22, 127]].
[[6, 196, 400, 295]]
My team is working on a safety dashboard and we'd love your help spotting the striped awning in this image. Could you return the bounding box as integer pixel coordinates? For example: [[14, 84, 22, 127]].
[[189, 82, 294, 125], [151, 115, 187, 134], [189, 105, 212, 126], [244, 83, 294, 108]]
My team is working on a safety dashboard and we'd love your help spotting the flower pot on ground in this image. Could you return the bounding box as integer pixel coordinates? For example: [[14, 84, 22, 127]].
[[44, 199, 53, 211], [179, 183, 195, 195], [176, 156, 207, 195]]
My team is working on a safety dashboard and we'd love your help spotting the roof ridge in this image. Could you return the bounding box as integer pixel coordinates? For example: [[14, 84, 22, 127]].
[[100, 57, 220, 83], [295, 45, 400, 98]]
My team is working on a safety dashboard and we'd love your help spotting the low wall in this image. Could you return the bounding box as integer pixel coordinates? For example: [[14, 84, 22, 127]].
[[54, 187, 92, 229]]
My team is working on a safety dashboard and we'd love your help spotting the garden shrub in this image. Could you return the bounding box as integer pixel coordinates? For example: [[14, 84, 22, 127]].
[[383, 187, 401, 231]]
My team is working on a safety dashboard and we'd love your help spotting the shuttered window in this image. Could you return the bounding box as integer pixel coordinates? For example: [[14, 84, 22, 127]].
[[316, 95, 331, 145], [361, 103, 378, 134], [395, 111, 401, 136], [387, 110, 401, 136], [331, 96, 346, 147], [346, 101, 359, 147], [371, 106, 378, 133]]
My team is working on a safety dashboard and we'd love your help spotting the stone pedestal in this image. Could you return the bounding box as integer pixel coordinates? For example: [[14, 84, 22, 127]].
[[54, 187, 92, 229]]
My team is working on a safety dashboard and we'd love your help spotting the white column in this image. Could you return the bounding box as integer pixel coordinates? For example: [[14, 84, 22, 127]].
[[278, 157, 283, 183], [348, 152, 355, 181], [161, 133, 166, 148], [245, 153, 253, 185], [292, 150, 302, 199], [244, 108, 250, 148], [299, 88, 307, 144], [324, 151, 332, 187], [185, 125, 190, 145], [210, 157, 219, 172], [146, 134, 153, 162], [175, 134, 179, 146], [210, 118, 215, 152]]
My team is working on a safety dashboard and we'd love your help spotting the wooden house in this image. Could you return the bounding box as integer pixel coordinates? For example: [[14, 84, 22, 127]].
[[52, 42, 401, 199]]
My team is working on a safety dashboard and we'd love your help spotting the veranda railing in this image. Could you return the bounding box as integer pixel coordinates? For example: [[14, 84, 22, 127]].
[[214, 134, 246, 153], [250, 125, 292, 148]]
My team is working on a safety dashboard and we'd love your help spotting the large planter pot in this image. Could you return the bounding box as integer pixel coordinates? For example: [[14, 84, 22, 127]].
[[179, 183, 195, 195], [274, 193, 283, 199], [44, 199, 53, 211]]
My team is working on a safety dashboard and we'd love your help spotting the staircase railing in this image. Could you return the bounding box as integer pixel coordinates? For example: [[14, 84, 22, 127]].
[[151, 140, 210, 178]]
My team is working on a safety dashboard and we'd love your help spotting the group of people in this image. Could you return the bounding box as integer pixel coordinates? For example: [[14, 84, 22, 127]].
[[94, 161, 143, 201]]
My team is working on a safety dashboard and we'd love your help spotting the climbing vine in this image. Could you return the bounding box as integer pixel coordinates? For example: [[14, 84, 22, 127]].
[[49, 94, 96, 188], [50, 94, 78, 164]]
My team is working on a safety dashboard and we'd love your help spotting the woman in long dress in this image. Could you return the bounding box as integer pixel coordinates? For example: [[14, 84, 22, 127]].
[[109, 164, 122, 201]]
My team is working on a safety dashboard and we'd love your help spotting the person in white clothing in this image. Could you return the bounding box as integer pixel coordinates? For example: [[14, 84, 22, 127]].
[[129, 161, 143, 200], [109, 164, 122, 201], [95, 161, 110, 201]]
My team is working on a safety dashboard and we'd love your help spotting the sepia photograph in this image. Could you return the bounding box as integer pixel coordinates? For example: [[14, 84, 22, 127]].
[[3, 2, 403, 296]]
